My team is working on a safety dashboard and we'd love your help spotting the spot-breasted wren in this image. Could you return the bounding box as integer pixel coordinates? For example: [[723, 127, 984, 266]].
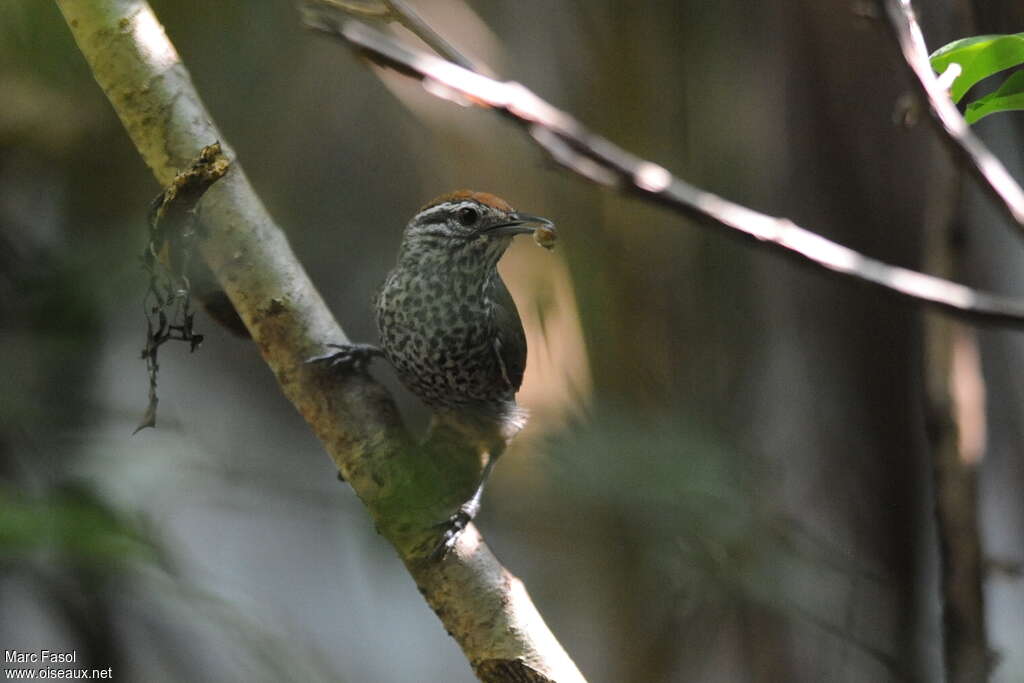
[[314, 190, 556, 555]]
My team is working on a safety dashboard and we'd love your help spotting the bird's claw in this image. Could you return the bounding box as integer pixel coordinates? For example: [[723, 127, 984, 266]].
[[306, 342, 383, 372], [428, 508, 474, 562]]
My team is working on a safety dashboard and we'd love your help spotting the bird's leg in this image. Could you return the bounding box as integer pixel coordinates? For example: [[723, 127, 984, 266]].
[[305, 342, 383, 371], [429, 444, 503, 561]]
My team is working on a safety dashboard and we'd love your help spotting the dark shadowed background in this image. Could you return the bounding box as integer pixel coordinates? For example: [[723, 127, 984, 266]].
[[2, 1, 1023, 681]]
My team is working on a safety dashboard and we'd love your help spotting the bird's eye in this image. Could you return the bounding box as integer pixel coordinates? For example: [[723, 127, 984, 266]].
[[455, 207, 480, 227]]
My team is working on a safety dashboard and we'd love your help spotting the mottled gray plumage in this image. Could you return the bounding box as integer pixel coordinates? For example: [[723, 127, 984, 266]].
[[376, 190, 548, 451]]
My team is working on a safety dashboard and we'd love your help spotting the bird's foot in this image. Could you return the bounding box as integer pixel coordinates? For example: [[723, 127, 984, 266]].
[[306, 342, 383, 372], [428, 498, 481, 562]]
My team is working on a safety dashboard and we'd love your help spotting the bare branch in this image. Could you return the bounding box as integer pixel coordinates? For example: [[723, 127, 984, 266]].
[[312, 0, 391, 20], [303, 0, 478, 71], [382, 0, 478, 71], [880, 0, 1024, 237], [308, 18, 1024, 328], [55, 1, 584, 680]]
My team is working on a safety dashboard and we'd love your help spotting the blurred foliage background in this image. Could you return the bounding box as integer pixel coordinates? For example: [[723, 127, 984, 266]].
[[2, 0, 1023, 681]]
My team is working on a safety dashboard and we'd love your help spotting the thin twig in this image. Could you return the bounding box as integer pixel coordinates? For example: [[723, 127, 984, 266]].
[[307, 18, 1024, 328], [382, 0, 477, 71], [303, 0, 477, 70], [310, 0, 390, 20], [880, 0, 1024, 235]]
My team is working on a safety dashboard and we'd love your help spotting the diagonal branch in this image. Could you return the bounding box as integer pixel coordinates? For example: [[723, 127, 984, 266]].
[[54, 1, 584, 681], [301, 0, 477, 70], [382, 0, 478, 71], [304, 15, 1024, 328], [880, 0, 1024, 237]]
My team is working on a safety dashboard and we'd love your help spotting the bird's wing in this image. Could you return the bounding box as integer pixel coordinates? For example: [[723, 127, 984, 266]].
[[490, 274, 527, 393]]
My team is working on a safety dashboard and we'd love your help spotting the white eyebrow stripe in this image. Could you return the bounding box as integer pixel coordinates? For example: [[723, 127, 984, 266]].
[[417, 200, 489, 224], [416, 204, 453, 223]]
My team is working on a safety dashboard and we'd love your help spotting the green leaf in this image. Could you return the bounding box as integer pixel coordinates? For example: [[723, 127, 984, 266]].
[[0, 486, 162, 569], [930, 33, 1024, 103], [964, 70, 1024, 123]]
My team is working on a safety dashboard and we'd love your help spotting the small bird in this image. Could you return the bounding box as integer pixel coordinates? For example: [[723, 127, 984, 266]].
[[316, 190, 556, 555]]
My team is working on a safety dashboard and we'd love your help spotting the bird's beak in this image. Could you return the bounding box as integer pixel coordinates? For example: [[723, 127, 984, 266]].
[[484, 212, 556, 237]]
